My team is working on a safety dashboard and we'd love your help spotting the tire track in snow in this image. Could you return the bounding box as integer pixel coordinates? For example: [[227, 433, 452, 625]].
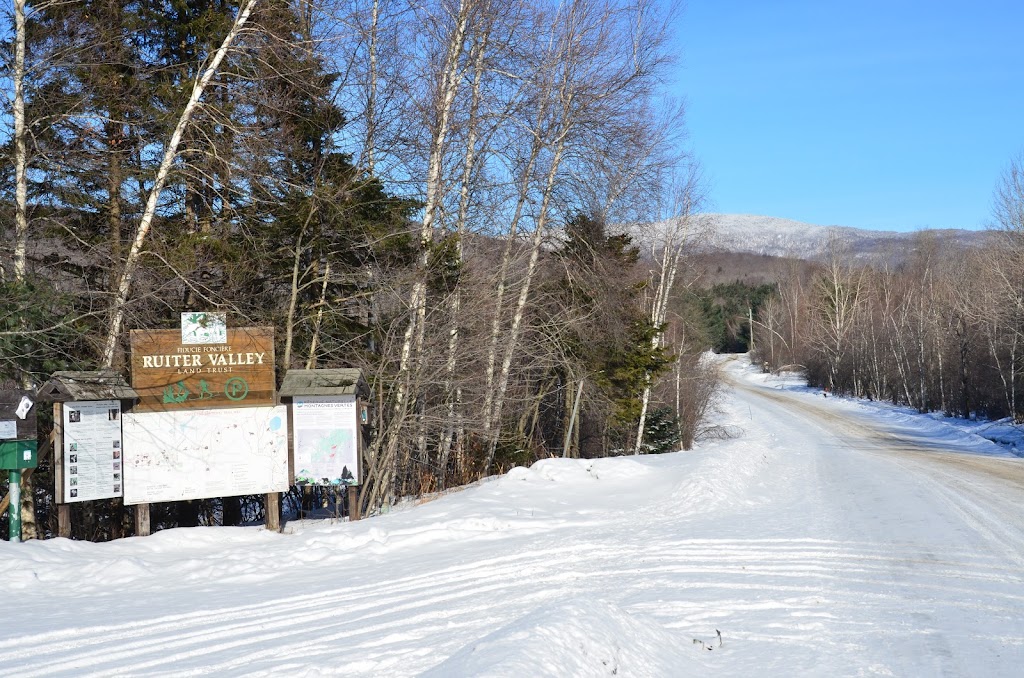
[[4, 578, 534, 673], [8, 533, 1024, 676], [0, 542, 591, 657], [5, 544, 618, 676], [875, 450, 1024, 568]]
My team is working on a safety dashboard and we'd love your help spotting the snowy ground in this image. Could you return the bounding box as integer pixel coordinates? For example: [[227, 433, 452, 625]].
[[3, 355, 1024, 677]]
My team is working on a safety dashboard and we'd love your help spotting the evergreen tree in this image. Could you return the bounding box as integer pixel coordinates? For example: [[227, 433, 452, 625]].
[[551, 213, 672, 453]]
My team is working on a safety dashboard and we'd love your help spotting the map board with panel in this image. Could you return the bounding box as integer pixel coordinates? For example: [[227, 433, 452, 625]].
[[122, 405, 288, 504], [292, 395, 360, 485]]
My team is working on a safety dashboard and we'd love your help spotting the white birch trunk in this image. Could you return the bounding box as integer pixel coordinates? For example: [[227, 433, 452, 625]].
[[394, 0, 472, 390], [483, 136, 566, 473], [633, 215, 689, 454], [439, 31, 489, 482], [101, 0, 258, 367], [305, 261, 331, 370], [634, 376, 653, 455], [562, 379, 584, 458], [283, 210, 316, 371], [674, 334, 685, 415], [12, 0, 28, 281], [12, 0, 37, 539], [480, 27, 562, 440], [378, 0, 473, 498], [480, 138, 543, 432], [363, 0, 380, 174]]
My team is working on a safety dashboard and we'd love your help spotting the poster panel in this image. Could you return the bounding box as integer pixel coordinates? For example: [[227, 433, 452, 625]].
[[62, 400, 123, 502], [122, 405, 289, 505], [293, 395, 360, 485]]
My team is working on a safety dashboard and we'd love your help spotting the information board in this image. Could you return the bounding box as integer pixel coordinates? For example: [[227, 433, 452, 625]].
[[121, 405, 289, 504], [293, 395, 360, 485], [62, 400, 123, 502]]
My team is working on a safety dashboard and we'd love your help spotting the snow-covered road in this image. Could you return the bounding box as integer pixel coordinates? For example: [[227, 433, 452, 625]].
[[3, 355, 1023, 676], [720, 361, 1024, 675]]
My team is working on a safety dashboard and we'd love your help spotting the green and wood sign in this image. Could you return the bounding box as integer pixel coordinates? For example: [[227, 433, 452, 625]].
[[130, 327, 276, 412]]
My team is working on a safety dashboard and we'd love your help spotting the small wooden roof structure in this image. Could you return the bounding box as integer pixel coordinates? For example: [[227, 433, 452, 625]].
[[279, 368, 370, 399], [36, 370, 139, 402]]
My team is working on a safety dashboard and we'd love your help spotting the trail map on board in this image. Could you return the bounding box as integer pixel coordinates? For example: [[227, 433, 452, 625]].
[[293, 396, 359, 485], [122, 405, 288, 504]]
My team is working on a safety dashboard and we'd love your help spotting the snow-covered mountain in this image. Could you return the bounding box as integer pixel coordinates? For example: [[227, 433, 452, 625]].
[[700, 214, 991, 261]]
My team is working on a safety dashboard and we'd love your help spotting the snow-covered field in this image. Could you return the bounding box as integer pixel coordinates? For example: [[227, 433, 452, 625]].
[[3, 355, 1024, 677]]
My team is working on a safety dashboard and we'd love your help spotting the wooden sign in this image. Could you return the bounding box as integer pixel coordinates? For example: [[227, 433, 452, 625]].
[[130, 327, 276, 412]]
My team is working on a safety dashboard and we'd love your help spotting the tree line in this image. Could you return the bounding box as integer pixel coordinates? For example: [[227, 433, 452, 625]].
[[1, 0, 717, 539], [753, 159, 1024, 425]]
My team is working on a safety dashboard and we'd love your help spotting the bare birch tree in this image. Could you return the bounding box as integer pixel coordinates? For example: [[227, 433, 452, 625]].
[[9, 0, 38, 539], [633, 169, 703, 454], [481, 0, 677, 472], [437, 24, 495, 482], [367, 0, 478, 508], [10, 0, 28, 282], [100, 0, 259, 367], [810, 237, 867, 392]]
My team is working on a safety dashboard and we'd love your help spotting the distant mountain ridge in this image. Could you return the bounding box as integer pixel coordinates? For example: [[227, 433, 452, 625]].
[[700, 214, 991, 261]]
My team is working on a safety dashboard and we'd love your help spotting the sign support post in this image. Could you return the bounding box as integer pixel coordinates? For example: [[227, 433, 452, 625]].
[[348, 485, 360, 521], [7, 470, 20, 542], [53, 402, 70, 538], [134, 504, 150, 537], [266, 492, 280, 531]]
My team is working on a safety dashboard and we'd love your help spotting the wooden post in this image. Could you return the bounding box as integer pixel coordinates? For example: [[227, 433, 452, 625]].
[[134, 503, 150, 536], [52, 403, 63, 501], [57, 505, 71, 538], [265, 492, 281, 531], [52, 402, 72, 538], [286, 398, 295, 486], [347, 485, 360, 521], [354, 396, 365, 522]]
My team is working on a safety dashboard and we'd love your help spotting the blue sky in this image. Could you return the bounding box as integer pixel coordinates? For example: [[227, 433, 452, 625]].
[[671, 0, 1024, 231]]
